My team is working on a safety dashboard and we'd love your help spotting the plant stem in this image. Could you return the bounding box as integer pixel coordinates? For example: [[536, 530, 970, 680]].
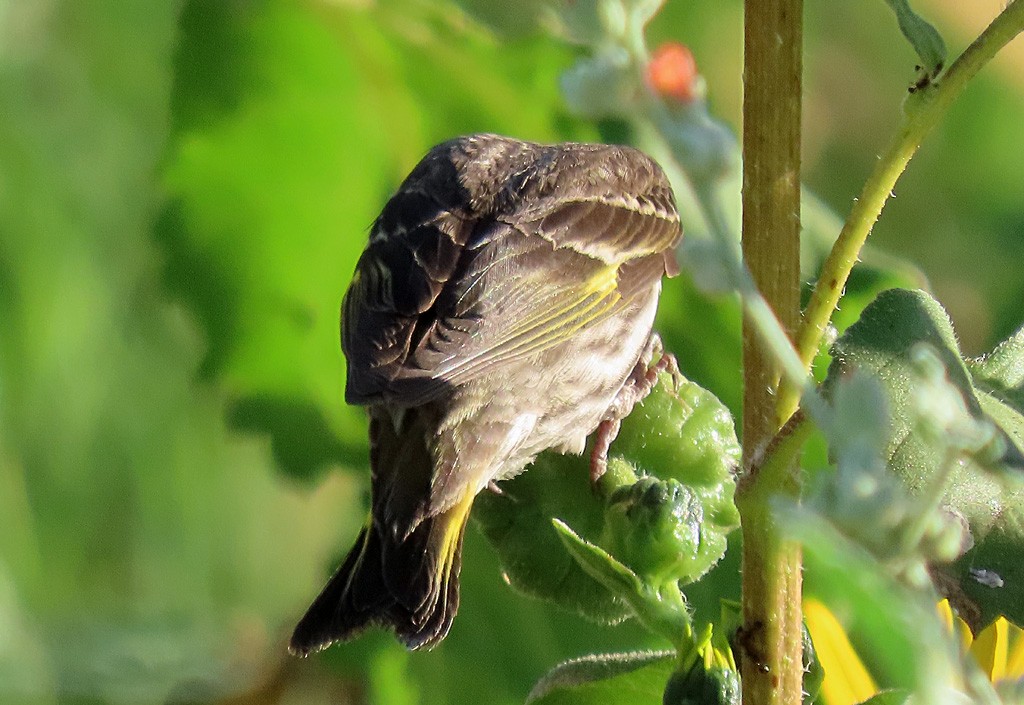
[[778, 0, 1024, 422], [739, 0, 804, 704]]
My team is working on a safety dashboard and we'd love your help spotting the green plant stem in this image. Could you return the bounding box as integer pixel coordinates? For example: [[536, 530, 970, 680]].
[[747, 413, 814, 504], [739, 0, 804, 704], [778, 0, 1024, 422]]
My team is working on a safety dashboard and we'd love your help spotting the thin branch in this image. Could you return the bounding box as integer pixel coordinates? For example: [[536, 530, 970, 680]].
[[778, 0, 1024, 422]]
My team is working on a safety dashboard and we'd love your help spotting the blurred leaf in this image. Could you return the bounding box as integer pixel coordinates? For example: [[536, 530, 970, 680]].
[[161, 0, 396, 480], [0, 1, 360, 703], [159, 0, 591, 481], [790, 510, 961, 695], [825, 289, 1024, 625], [860, 690, 912, 705], [527, 650, 675, 705], [882, 0, 946, 78]]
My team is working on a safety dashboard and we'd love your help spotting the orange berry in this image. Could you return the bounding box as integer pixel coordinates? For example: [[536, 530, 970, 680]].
[[647, 42, 698, 102]]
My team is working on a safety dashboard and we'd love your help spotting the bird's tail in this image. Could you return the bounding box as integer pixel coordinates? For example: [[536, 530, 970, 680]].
[[289, 492, 475, 655]]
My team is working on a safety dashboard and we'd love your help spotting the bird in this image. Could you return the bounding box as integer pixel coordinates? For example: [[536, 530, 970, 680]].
[[289, 133, 682, 655]]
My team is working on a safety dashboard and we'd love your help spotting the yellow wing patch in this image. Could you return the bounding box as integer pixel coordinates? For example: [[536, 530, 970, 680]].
[[435, 262, 623, 382]]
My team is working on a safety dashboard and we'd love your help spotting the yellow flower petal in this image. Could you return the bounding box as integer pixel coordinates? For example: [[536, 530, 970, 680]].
[[936, 598, 972, 650], [1005, 621, 1024, 680], [805, 598, 878, 705], [937, 599, 954, 633], [971, 617, 1009, 682]]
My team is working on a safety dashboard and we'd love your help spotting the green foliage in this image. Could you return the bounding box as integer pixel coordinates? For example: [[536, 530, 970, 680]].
[[526, 651, 676, 705], [476, 372, 739, 629], [860, 691, 913, 705], [0, 2, 358, 702], [3, 0, 1024, 704], [790, 510, 960, 695], [827, 289, 1024, 478], [823, 288, 1024, 623], [970, 327, 1024, 435]]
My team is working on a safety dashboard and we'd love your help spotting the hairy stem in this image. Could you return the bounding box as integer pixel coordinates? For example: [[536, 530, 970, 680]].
[[739, 1, 804, 705], [778, 0, 1024, 421]]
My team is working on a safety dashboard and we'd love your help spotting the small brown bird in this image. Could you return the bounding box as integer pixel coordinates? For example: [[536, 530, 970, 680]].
[[290, 134, 681, 654]]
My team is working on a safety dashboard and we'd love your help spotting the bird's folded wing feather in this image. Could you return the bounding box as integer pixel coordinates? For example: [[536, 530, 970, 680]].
[[342, 188, 680, 407]]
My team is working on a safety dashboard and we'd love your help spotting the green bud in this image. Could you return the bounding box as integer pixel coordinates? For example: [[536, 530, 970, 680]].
[[662, 655, 740, 705], [601, 477, 713, 586]]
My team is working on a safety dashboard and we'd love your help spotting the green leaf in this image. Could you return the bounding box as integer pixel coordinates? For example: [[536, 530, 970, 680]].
[[610, 373, 741, 493], [527, 650, 675, 705], [475, 449, 631, 623], [553, 519, 690, 646], [883, 0, 947, 78], [825, 288, 1024, 625], [827, 288, 1024, 489], [969, 325, 1024, 434], [553, 519, 645, 597]]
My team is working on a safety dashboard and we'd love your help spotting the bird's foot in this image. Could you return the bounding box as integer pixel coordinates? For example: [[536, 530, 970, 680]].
[[588, 334, 680, 484]]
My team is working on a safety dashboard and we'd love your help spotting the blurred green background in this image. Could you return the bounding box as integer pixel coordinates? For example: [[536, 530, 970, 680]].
[[0, 1, 1021, 704]]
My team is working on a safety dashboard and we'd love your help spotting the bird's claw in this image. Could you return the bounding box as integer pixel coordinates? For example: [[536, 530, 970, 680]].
[[588, 334, 679, 485]]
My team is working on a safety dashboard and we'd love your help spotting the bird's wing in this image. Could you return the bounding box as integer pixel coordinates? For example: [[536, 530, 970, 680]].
[[343, 194, 679, 407], [342, 139, 681, 407]]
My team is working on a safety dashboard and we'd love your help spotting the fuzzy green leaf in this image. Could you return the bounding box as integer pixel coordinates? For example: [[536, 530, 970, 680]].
[[475, 371, 739, 625], [969, 326, 1024, 434], [553, 519, 691, 646], [527, 651, 675, 705], [552, 519, 645, 599], [825, 288, 1024, 625], [475, 449, 632, 623]]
